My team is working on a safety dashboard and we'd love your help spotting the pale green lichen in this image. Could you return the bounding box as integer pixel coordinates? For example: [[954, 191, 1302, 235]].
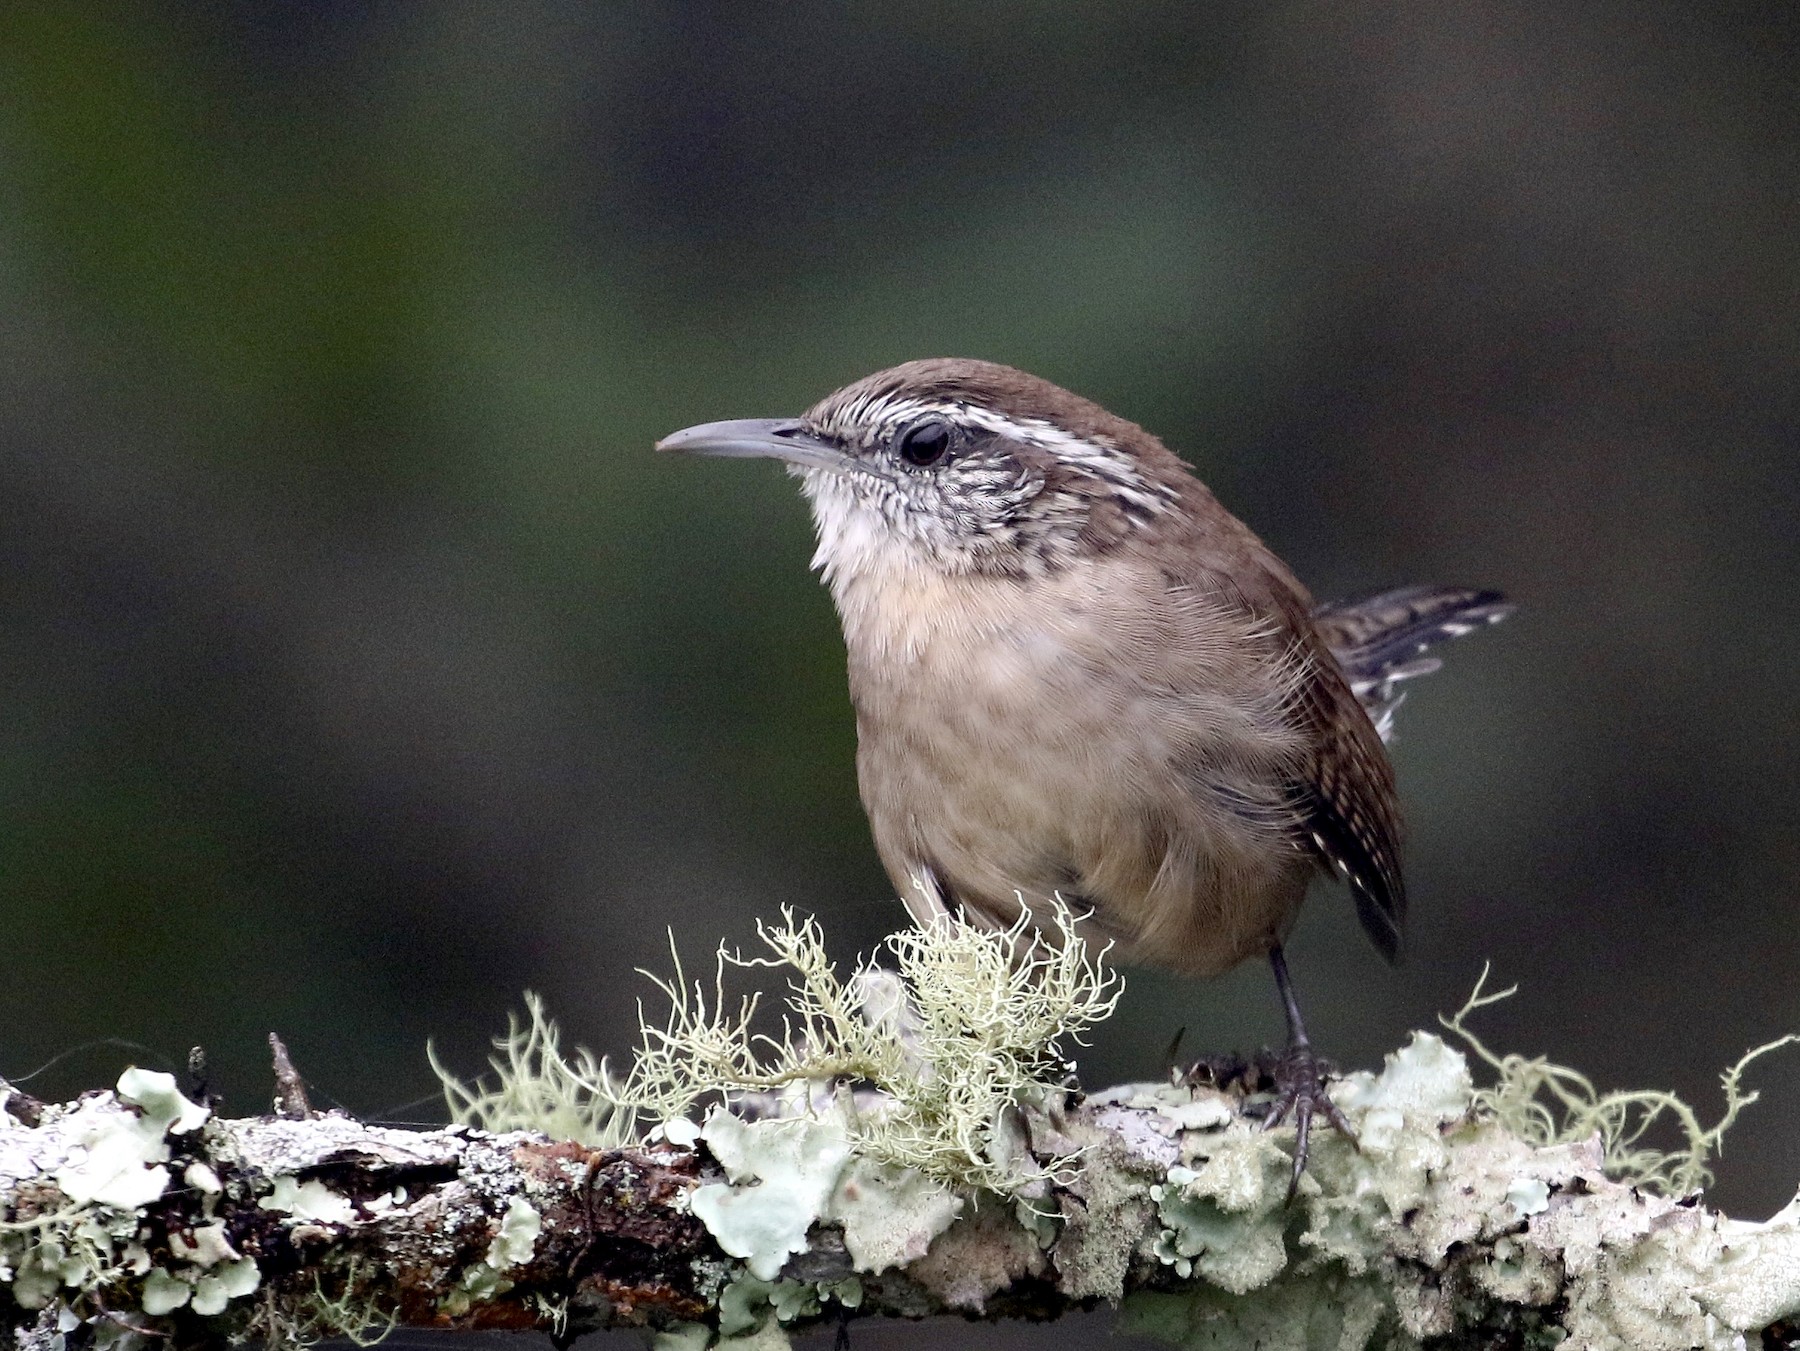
[[1143, 1031, 1472, 1305], [437, 900, 1120, 1196], [138, 1253, 260, 1317], [441, 1197, 543, 1316], [1506, 1175, 1551, 1218], [617, 901, 1119, 1195], [0, 1068, 272, 1343], [1442, 963, 1799, 1194], [691, 1107, 962, 1280], [1150, 1149, 1290, 1294], [139, 1220, 262, 1317], [258, 1176, 357, 1225], [715, 1272, 864, 1341], [7, 1238, 98, 1311], [831, 1152, 963, 1272], [1124, 1035, 1498, 1347], [488, 1196, 543, 1269], [1134, 1031, 1464, 1306], [141, 1266, 191, 1316], [1115, 982, 1800, 1351], [53, 1069, 208, 1210], [716, 1276, 792, 1336], [692, 1112, 853, 1280]]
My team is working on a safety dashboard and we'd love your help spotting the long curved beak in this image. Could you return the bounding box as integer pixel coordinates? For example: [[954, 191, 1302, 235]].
[[655, 417, 848, 472]]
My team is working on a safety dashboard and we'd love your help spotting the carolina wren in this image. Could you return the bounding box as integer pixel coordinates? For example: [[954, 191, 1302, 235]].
[[659, 358, 1507, 1180]]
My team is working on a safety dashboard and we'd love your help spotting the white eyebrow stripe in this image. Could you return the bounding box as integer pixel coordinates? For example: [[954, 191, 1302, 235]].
[[817, 395, 1179, 522], [953, 407, 1178, 519]]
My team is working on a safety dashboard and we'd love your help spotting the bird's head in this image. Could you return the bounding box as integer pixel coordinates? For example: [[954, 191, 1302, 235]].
[[657, 358, 1189, 586]]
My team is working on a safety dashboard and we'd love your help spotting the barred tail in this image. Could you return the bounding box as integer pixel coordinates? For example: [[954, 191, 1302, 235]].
[[1313, 584, 1512, 742]]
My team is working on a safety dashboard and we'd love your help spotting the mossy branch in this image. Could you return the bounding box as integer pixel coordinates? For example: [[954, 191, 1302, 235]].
[[5, 908, 1800, 1351]]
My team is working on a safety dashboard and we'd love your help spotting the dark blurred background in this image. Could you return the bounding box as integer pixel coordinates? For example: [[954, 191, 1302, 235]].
[[3, 0, 1798, 1325]]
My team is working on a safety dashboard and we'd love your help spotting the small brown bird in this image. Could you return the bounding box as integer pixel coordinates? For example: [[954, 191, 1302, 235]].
[[659, 358, 1507, 1181]]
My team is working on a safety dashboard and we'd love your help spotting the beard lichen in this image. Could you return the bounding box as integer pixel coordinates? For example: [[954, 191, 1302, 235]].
[[1440, 963, 1798, 1195], [243, 1256, 399, 1350], [434, 901, 1121, 1195], [429, 996, 630, 1149]]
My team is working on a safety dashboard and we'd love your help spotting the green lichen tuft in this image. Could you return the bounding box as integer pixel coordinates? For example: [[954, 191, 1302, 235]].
[[251, 1256, 400, 1349], [436, 900, 1121, 1195], [429, 994, 633, 1148], [1441, 963, 1799, 1194]]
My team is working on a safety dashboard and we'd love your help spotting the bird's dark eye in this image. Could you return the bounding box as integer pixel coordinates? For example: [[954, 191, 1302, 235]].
[[895, 418, 952, 468]]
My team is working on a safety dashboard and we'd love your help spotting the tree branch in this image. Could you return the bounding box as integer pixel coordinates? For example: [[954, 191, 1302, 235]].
[[5, 1032, 1800, 1351]]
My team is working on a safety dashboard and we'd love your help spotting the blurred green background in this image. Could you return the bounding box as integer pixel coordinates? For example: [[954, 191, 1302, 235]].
[[4, 0, 1799, 1313]]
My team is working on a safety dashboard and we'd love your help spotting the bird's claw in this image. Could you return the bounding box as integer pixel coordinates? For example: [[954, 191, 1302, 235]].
[[1261, 1041, 1358, 1203], [1176, 1042, 1359, 1203]]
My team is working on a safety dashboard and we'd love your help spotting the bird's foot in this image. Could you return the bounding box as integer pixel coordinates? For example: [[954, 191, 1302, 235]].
[[1261, 1041, 1358, 1202], [1177, 1043, 1358, 1202]]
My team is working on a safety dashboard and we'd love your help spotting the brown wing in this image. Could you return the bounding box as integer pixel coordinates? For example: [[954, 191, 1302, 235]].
[[1293, 635, 1406, 962], [1109, 459, 1409, 966], [1167, 497, 1407, 963]]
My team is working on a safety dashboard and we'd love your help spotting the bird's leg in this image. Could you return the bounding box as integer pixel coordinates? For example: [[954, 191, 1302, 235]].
[[1264, 944, 1358, 1201]]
